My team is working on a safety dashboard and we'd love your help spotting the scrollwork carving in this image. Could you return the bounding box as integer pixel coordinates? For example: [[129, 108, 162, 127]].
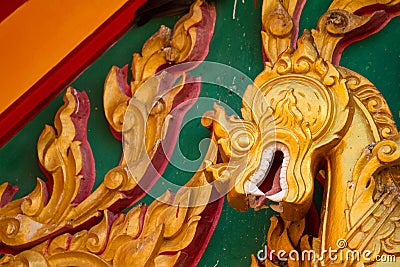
[[0, 2, 219, 266]]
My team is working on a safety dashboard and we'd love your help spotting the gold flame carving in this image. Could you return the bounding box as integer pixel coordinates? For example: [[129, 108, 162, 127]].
[[0, 1, 217, 266]]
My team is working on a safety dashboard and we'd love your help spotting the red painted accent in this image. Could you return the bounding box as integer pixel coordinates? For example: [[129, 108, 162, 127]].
[[134, 204, 148, 239], [176, 196, 225, 266], [0, 183, 18, 208], [332, 4, 400, 65], [316, 172, 325, 188], [290, 0, 306, 49], [0, 0, 146, 148], [0, 0, 28, 23], [305, 201, 320, 237]]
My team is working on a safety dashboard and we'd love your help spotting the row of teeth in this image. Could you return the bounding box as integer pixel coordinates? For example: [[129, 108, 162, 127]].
[[244, 143, 290, 202]]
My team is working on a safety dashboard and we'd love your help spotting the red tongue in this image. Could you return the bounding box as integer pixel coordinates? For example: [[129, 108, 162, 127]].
[[265, 165, 282, 196], [255, 166, 282, 208]]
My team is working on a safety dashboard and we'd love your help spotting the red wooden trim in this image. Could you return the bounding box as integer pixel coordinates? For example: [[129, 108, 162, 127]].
[[0, 0, 146, 148], [0, 0, 28, 23]]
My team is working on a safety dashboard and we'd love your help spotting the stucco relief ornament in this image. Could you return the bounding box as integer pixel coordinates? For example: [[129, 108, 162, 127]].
[[0, 0, 400, 266], [0, 1, 220, 266], [203, 0, 400, 266]]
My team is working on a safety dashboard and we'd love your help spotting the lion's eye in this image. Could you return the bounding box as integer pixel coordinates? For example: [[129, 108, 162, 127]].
[[238, 135, 251, 147], [232, 132, 254, 152]]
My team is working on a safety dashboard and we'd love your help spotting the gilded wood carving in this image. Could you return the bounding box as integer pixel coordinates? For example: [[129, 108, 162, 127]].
[[0, 0, 400, 266], [0, 1, 220, 266]]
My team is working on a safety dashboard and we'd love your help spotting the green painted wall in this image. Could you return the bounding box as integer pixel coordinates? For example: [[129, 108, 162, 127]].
[[0, 1, 399, 266]]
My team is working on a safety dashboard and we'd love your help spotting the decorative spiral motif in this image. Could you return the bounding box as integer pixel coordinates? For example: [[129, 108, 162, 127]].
[[375, 140, 400, 164], [0, 218, 20, 240], [337, 238, 348, 249], [104, 167, 128, 190], [325, 10, 349, 34], [112, 103, 128, 132], [343, 69, 398, 140], [267, 13, 293, 37]]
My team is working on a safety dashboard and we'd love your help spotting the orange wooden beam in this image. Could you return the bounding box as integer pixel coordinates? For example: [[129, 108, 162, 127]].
[[0, 0, 129, 114], [0, 0, 146, 147]]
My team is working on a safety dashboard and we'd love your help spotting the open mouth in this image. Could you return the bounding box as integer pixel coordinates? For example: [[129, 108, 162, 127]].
[[244, 143, 290, 211]]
